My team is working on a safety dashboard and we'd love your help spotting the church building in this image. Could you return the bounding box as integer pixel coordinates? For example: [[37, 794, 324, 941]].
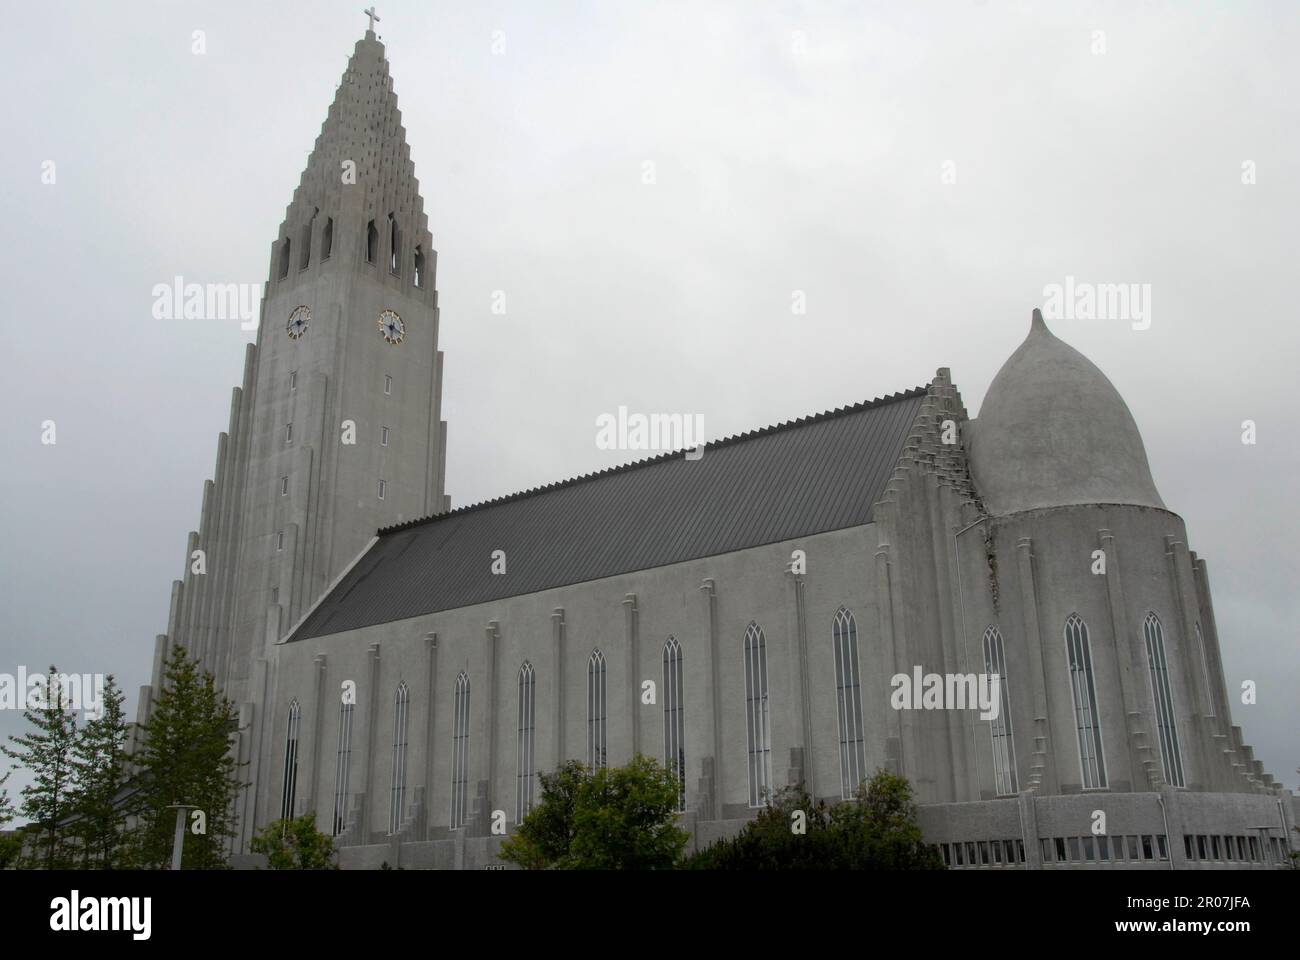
[[136, 24, 1296, 870]]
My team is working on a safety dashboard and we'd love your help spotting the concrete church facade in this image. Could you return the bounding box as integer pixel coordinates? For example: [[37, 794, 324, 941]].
[[136, 27, 1295, 870]]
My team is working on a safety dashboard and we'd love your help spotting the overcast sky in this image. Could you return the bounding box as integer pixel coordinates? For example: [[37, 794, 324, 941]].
[[1, 0, 1295, 806]]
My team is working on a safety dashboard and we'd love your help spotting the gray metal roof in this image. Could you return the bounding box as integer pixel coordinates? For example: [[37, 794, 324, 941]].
[[290, 385, 927, 641]]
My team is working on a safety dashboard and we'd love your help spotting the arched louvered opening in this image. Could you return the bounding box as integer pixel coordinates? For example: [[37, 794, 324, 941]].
[[389, 682, 410, 834], [1143, 613, 1185, 787], [450, 672, 471, 829], [516, 662, 536, 822]]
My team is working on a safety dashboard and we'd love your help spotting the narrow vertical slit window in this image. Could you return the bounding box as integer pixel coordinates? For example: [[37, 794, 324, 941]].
[[284, 422, 292, 444], [278, 238, 291, 279], [299, 208, 316, 270], [1195, 622, 1215, 716], [832, 608, 866, 798], [516, 661, 536, 822], [982, 625, 1019, 795], [289, 370, 297, 391], [381, 426, 390, 446], [450, 672, 471, 829], [280, 700, 301, 820], [663, 637, 685, 811], [388, 213, 400, 276], [389, 682, 409, 834], [321, 216, 333, 260], [1144, 613, 1185, 787], [1065, 614, 1107, 789], [587, 649, 607, 769], [744, 622, 772, 807], [333, 699, 354, 836], [365, 219, 377, 263], [383, 374, 392, 396], [414, 244, 425, 288], [377, 479, 386, 500], [280, 476, 288, 496]]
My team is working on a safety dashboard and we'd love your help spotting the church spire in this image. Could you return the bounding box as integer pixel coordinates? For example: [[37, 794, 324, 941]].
[[275, 17, 430, 281]]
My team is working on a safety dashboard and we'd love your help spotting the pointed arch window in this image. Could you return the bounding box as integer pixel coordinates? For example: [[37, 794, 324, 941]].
[[982, 625, 1019, 796], [1065, 614, 1107, 789], [365, 219, 378, 264], [1195, 622, 1214, 717], [321, 216, 334, 261], [516, 662, 536, 822], [278, 238, 291, 280], [333, 698, 354, 836], [1143, 614, 1185, 787], [587, 649, 607, 770], [389, 681, 410, 834], [413, 244, 425, 288], [663, 637, 685, 811], [744, 622, 773, 807], [833, 608, 866, 798], [280, 699, 301, 820], [450, 672, 471, 829]]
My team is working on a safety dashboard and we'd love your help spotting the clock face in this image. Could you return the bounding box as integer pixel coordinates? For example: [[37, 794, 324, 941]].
[[287, 305, 311, 339], [378, 309, 405, 345]]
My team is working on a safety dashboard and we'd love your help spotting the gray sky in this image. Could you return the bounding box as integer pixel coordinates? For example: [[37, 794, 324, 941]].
[[1, 0, 1295, 806]]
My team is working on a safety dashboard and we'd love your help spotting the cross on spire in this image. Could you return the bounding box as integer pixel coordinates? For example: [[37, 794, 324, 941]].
[[363, 6, 381, 33]]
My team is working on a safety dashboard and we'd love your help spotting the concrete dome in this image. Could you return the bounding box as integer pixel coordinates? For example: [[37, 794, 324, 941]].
[[967, 309, 1165, 516]]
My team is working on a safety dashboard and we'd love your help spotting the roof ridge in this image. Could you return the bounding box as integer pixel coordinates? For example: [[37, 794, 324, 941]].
[[378, 384, 929, 537]]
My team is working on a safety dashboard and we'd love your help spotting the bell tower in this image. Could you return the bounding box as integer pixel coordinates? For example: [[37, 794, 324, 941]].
[[140, 23, 449, 814]]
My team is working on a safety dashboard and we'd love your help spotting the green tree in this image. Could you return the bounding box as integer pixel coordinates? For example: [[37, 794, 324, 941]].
[[1, 666, 79, 869], [130, 645, 244, 869], [251, 813, 338, 869], [683, 768, 945, 870], [0, 771, 23, 869], [68, 675, 131, 869], [500, 755, 690, 870]]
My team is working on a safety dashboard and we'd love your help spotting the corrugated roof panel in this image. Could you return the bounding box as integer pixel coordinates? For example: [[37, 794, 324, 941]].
[[290, 386, 927, 641]]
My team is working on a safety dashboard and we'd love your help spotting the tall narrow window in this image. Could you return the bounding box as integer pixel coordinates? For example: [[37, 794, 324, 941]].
[[450, 672, 470, 829], [276, 531, 284, 551], [381, 426, 390, 446], [278, 238, 291, 279], [1144, 614, 1185, 787], [663, 637, 685, 811], [280, 700, 301, 820], [377, 479, 386, 500], [333, 699, 353, 836], [414, 244, 425, 288], [299, 208, 316, 270], [321, 216, 334, 260], [1195, 622, 1214, 716], [982, 625, 1019, 795], [389, 682, 409, 834], [516, 662, 536, 822], [388, 213, 401, 275], [365, 219, 378, 263], [744, 622, 773, 807], [383, 374, 392, 396], [587, 649, 607, 769], [285, 422, 293, 444], [289, 370, 297, 391], [832, 608, 866, 798], [1065, 614, 1107, 789], [280, 476, 288, 496]]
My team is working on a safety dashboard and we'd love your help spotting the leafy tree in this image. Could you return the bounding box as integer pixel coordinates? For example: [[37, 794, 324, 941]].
[[1, 666, 79, 869], [130, 645, 244, 869], [68, 675, 131, 869], [251, 813, 338, 869], [500, 755, 689, 870], [0, 771, 23, 869], [683, 768, 945, 870]]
